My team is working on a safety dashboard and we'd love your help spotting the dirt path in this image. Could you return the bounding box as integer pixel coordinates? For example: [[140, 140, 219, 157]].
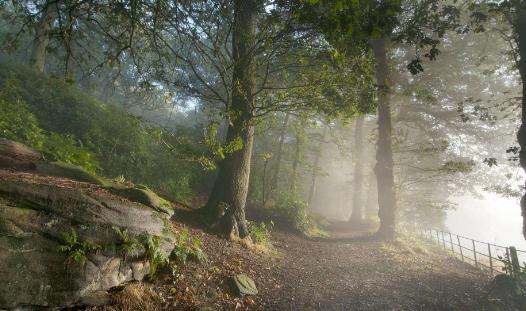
[[151, 222, 492, 311], [257, 231, 489, 310]]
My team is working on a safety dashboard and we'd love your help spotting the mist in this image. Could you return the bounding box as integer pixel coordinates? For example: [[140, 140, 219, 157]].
[[1, 1, 526, 310]]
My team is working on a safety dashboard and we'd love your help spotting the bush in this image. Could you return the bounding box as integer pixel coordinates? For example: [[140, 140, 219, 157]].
[[171, 228, 207, 264], [39, 133, 100, 174], [272, 193, 312, 233], [248, 221, 273, 245], [0, 60, 205, 201], [0, 88, 42, 146]]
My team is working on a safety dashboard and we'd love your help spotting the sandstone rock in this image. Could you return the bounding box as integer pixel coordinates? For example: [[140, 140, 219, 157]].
[[35, 161, 105, 185], [230, 274, 258, 296], [104, 184, 174, 216], [0, 177, 175, 309]]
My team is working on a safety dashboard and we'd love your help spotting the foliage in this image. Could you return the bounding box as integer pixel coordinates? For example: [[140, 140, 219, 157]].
[[57, 228, 101, 267], [112, 226, 142, 260], [496, 255, 526, 297], [0, 60, 206, 201], [171, 228, 207, 265], [39, 133, 100, 174], [138, 233, 170, 278], [248, 221, 274, 246], [0, 89, 42, 145], [440, 160, 476, 173], [254, 192, 325, 237]]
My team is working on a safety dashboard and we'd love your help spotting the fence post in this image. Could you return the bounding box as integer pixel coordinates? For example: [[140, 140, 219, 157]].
[[441, 231, 446, 250], [449, 232, 454, 253], [436, 231, 439, 244], [487, 243, 493, 276], [509, 246, 521, 280], [472, 239, 478, 268], [457, 235, 464, 262], [506, 247, 511, 275]]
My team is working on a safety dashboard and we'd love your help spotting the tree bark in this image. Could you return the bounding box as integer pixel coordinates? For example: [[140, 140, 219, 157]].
[[203, 0, 258, 239], [30, 0, 58, 72], [371, 38, 396, 239], [516, 2, 526, 240], [307, 126, 328, 206], [349, 116, 365, 225], [270, 113, 290, 195]]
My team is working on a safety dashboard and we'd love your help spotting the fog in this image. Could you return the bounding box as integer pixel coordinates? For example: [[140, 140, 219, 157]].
[[448, 192, 526, 250]]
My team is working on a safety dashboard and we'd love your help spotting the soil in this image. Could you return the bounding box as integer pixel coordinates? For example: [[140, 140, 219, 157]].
[[91, 213, 496, 311]]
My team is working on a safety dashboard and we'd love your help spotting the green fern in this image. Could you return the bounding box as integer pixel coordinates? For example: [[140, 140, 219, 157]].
[[58, 227, 101, 267]]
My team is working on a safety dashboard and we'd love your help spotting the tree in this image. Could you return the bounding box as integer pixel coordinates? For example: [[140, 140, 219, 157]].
[[307, 125, 328, 206], [29, 0, 58, 72], [348, 116, 365, 226], [516, 2, 526, 239], [202, 0, 259, 239], [270, 113, 290, 197], [371, 38, 397, 238]]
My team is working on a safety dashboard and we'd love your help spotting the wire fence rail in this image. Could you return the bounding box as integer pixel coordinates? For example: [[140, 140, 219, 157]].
[[416, 229, 526, 277]]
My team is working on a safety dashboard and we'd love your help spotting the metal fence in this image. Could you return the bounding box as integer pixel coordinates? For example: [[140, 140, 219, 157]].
[[417, 229, 526, 277]]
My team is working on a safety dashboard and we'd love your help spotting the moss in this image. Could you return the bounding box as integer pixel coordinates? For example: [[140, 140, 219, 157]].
[[105, 185, 173, 215], [36, 161, 105, 185]]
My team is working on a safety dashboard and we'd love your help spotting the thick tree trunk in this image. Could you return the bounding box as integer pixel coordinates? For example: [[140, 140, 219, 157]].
[[203, 0, 258, 239], [371, 39, 396, 239], [270, 113, 290, 195], [516, 2, 526, 240], [307, 126, 328, 206], [30, 0, 58, 72], [349, 116, 365, 225]]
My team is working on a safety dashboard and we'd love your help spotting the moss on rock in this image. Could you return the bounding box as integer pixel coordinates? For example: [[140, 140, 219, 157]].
[[36, 161, 105, 185]]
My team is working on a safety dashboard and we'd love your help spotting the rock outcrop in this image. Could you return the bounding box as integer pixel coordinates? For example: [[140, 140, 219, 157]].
[[0, 139, 176, 309]]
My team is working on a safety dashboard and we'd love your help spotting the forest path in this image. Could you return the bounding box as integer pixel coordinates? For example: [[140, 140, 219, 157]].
[[163, 220, 493, 311], [256, 228, 490, 310]]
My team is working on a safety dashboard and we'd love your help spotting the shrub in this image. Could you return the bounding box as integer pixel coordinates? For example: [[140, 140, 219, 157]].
[[39, 133, 100, 174], [0, 88, 42, 146], [273, 193, 312, 233], [171, 228, 207, 264], [248, 221, 273, 245], [257, 192, 327, 237], [0, 60, 204, 201]]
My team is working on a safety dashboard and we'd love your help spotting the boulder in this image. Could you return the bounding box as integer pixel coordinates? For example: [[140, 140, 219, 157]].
[[0, 138, 43, 171], [0, 176, 175, 309], [35, 161, 105, 185], [0, 138, 103, 186], [230, 274, 258, 296], [104, 184, 174, 216]]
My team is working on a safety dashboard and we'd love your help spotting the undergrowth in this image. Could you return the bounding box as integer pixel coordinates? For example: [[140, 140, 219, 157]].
[[258, 193, 328, 237], [248, 220, 273, 246], [58, 226, 206, 279], [57, 228, 102, 267]]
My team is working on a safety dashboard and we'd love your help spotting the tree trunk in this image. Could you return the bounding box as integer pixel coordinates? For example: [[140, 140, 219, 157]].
[[364, 174, 378, 220], [307, 126, 328, 206], [371, 38, 396, 239], [290, 123, 303, 194], [202, 0, 258, 239], [270, 113, 290, 195], [516, 2, 526, 240], [349, 116, 365, 226], [64, 12, 76, 82], [30, 0, 58, 72]]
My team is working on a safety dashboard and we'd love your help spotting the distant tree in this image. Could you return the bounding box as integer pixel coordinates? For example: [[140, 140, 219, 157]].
[[348, 116, 365, 226]]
